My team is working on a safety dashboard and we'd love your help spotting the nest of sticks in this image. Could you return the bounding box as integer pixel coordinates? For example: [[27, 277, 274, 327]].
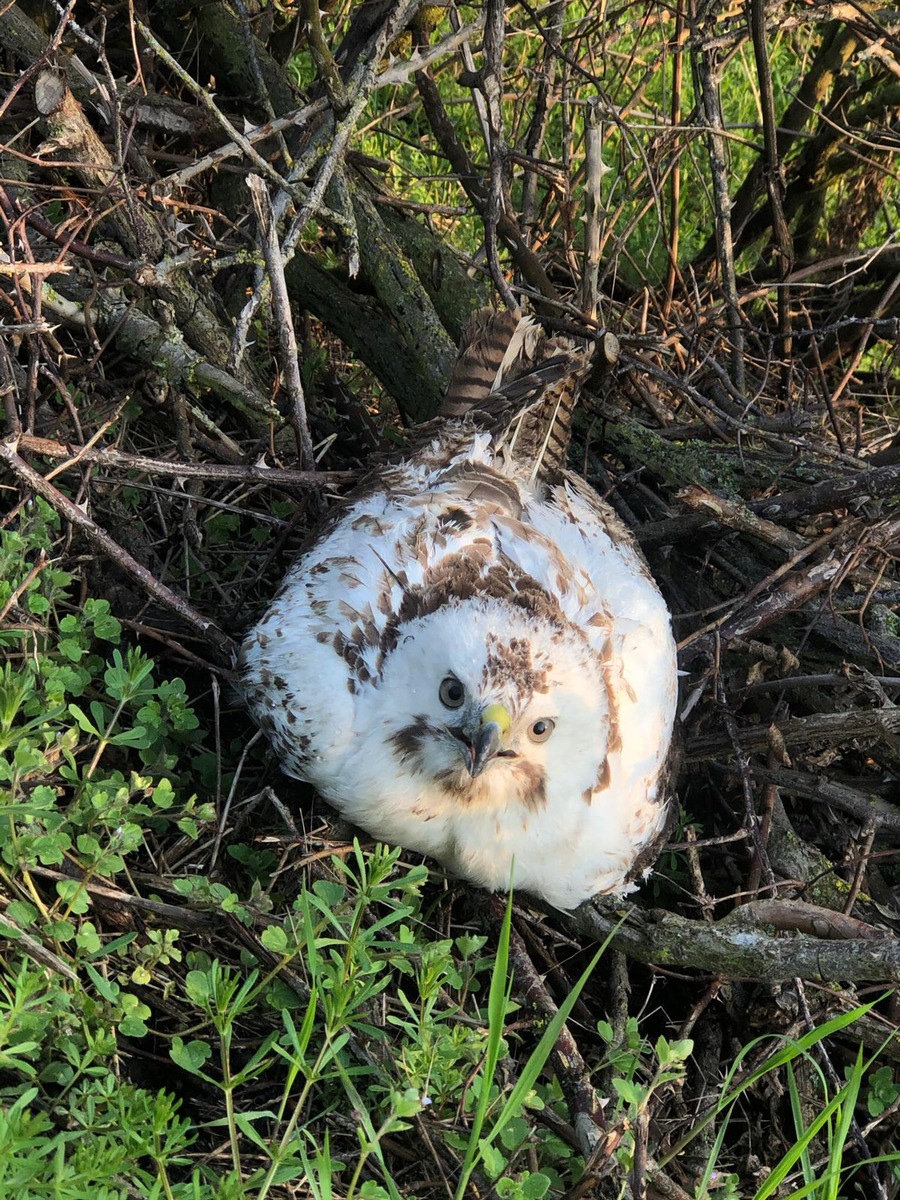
[[4, 1, 900, 1193]]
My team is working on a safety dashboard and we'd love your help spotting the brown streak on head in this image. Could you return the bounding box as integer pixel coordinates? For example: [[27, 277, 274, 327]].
[[482, 634, 551, 696]]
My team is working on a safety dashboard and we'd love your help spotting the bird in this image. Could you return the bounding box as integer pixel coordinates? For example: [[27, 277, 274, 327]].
[[240, 310, 678, 909]]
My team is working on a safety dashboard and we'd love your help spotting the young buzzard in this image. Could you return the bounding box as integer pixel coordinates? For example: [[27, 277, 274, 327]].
[[241, 312, 677, 909]]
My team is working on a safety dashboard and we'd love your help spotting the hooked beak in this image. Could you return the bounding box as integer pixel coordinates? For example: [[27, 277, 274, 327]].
[[465, 702, 512, 778]]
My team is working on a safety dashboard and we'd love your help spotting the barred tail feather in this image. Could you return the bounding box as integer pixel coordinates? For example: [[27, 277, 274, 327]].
[[440, 309, 538, 417], [492, 349, 593, 482], [440, 308, 594, 483]]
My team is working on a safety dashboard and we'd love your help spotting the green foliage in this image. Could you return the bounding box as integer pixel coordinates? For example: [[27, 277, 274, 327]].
[[0, 507, 213, 1195], [344, 4, 834, 285], [0, 1078, 195, 1199], [865, 1063, 900, 1118], [595, 1015, 694, 1176], [4, 0, 900, 1195], [656, 1004, 900, 1199]]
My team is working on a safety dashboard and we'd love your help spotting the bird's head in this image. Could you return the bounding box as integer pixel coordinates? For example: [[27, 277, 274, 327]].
[[372, 598, 611, 810]]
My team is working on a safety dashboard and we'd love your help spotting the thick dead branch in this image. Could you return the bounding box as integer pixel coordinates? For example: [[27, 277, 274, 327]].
[[738, 765, 900, 836], [677, 485, 803, 553], [687, 706, 900, 762], [679, 558, 842, 668], [571, 900, 900, 984], [32, 68, 240, 375], [641, 454, 900, 549], [350, 181, 457, 420], [23, 273, 277, 420]]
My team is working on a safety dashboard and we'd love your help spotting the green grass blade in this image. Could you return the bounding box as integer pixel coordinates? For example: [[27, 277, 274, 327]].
[[455, 891, 514, 1200], [483, 925, 618, 1147], [786, 1061, 816, 1188], [456, 907, 622, 1196]]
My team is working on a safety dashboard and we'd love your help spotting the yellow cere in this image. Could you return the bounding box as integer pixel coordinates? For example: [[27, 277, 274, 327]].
[[481, 703, 511, 737]]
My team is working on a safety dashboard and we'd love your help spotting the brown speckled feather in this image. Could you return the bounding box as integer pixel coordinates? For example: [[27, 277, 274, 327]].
[[439, 309, 594, 484]]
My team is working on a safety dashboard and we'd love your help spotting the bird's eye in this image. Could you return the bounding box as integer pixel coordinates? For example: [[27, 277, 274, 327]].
[[528, 718, 555, 743], [439, 676, 466, 709]]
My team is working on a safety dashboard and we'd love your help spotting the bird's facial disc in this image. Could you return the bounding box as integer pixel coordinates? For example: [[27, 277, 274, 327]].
[[379, 606, 596, 808], [442, 681, 549, 780]]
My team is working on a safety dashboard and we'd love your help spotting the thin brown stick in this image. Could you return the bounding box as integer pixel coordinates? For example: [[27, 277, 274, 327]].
[[694, 10, 745, 394], [247, 174, 316, 470], [496, 901, 606, 1159], [156, 99, 329, 192], [716, 676, 777, 898], [748, 0, 793, 386], [300, 0, 348, 112], [0, 550, 48, 623], [663, 0, 685, 318], [16, 434, 351, 487], [0, 434, 237, 662], [415, 67, 560, 303], [519, 2, 560, 243], [844, 819, 878, 917], [482, 0, 517, 310], [581, 99, 603, 321], [795, 980, 890, 1200]]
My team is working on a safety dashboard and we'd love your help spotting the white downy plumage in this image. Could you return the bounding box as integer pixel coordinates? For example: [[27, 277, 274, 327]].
[[241, 312, 677, 909]]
